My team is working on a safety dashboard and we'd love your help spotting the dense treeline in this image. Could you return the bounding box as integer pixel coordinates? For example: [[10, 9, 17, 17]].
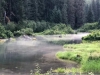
[[0, 0, 100, 38], [0, 0, 100, 28]]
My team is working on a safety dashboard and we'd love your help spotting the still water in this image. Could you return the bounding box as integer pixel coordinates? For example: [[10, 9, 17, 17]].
[[0, 33, 89, 75]]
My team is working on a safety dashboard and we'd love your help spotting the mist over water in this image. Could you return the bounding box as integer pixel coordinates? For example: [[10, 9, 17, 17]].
[[0, 33, 89, 74]]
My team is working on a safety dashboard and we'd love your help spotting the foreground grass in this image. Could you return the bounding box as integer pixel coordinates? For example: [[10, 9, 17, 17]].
[[56, 41, 100, 73], [30, 64, 93, 75]]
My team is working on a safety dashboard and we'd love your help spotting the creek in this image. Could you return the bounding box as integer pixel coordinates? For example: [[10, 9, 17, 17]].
[[0, 33, 89, 75]]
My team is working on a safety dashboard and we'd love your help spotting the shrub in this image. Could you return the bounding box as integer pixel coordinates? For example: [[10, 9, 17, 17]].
[[19, 20, 47, 33], [0, 23, 7, 38], [23, 20, 37, 30], [5, 22, 16, 32], [42, 23, 74, 35], [34, 21, 50, 32], [14, 30, 24, 36], [0, 23, 14, 38], [0, 23, 6, 34], [0, 33, 7, 39], [78, 22, 98, 32], [21, 28, 33, 35], [5, 30, 14, 38], [14, 28, 34, 36], [16, 21, 26, 30], [82, 31, 100, 41]]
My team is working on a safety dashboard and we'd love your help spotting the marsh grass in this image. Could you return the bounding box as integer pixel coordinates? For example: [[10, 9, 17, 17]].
[[82, 60, 100, 73], [56, 41, 100, 73], [57, 51, 82, 63]]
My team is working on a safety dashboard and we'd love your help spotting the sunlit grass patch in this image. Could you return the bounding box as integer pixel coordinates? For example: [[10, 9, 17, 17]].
[[56, 41, 100, 73], [53, 68, 66, 73], [57, 51, 83, 63], [82, 60, 100, 73], [64, 42, 100, 52]]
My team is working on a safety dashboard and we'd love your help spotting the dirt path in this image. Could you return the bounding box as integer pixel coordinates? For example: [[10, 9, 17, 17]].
[[0, 33, 89, 75]]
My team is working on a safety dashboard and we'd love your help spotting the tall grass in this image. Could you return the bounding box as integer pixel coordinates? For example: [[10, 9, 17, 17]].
[[56, 42, 100, 73], [82, 60, 100, 73]]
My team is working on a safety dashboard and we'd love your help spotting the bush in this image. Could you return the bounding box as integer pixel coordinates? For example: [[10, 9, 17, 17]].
[[14, 28, 34, 36], [82, 31, 100, 41], [0, 23, 14, 38], [0, 33, 7, 39], [23, 20, 37, 30], [34, 21, 53, 32], [5, 30, 14, 38], [78, 22, 98, 32], [23, 20, 50, 32], [5, 22, 16, 32], [0, 23, 6, 33], [4, 20, 74, 34], [42, 23, 74, 35], [21, 28, 33, 35], [0, 23, 7, 38], [14, 31, 24, 36]]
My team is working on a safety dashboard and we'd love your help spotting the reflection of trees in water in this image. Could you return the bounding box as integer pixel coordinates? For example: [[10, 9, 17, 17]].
[[49, 40, 82, 45], [0, 43, 19, 64], [0, 43, 44, 64], [0, 44, 7, 64]]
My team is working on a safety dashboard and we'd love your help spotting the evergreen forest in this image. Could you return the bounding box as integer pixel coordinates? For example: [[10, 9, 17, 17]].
[[0, 0, 100, 38]]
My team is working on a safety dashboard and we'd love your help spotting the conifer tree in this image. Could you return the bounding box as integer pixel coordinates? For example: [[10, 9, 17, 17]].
[[87, 5, 94, 23], [96, 0, 100, 21], [62, 0, 68, 24]]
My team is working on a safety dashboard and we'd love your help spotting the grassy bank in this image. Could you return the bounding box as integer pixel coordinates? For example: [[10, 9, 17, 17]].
[[56, 41, 100, 73]]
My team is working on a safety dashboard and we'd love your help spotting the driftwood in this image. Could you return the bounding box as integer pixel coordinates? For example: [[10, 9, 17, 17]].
[[4, 11, 10, 24], [5, 16, 10, 24], [4, 10, 19, 24]]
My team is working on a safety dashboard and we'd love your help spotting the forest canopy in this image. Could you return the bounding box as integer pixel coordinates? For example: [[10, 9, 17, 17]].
[[0, 0, 100, 28]]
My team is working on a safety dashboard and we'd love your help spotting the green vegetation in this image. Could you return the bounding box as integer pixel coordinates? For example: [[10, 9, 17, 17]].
[[78, 22, 99, 32], [0, 23, 14, 38], [41, 24, 74, 35], [82, 31, 100, 41], [56, 41, 100, 73], [0, 0, 100, 74], [57, 51, 82, 63], [53, 68, 66, 73], [14, 28, 34, 36], [5, 22, 16, 32], [0, 21, 75, 38]]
